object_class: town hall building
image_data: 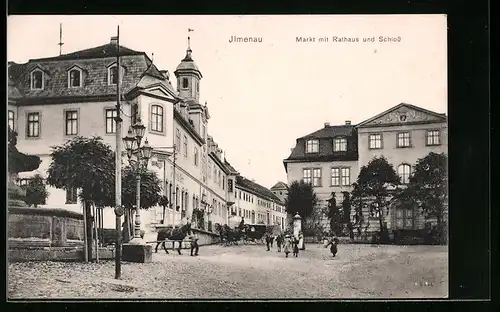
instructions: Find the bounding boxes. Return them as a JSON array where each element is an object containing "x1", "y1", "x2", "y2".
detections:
[{"x1": 8, "y1": 36, "x2": 286, "y2": 234}]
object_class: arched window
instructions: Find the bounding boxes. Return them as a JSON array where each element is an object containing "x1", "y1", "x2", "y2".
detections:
[
  {"x1": 398, "y1": 164, "x2": 412, "y2": 184},
  {"x1": 150, "y1": 104, "x2": 163, "y2": 132},
  {"x1": 68, "y1": 68, "x2": 82, "y2": 88},
  {"x1": 108, "y1": 64, "x2": 123, "y2": 85},
  {"x1": 333, "y1": 137, "x2": 347, "y2": 152},
  {"x1": 31, "y1": 69, "x2": 44, "y2": 90},
  {"x1": 182, "y1": 78, "x2": 189, "y2": 89}
]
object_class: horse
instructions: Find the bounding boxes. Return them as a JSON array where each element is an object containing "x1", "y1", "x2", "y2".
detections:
[{"x1": 155, "y1": 222, "x2": 192, "y2": 255}]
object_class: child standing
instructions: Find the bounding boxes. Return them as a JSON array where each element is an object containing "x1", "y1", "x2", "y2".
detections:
[{"x1": 326, "y1": 237, "x2": 339, "y2": 257}]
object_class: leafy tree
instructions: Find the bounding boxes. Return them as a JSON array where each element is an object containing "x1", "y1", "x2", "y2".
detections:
[
  {"x1": 355, "y1": 156, "x2": 400, "y2": 238},
  {"x1": 159, "y1": 195, "x2": 169, "y2": 224},
  {"x1": 325, "y1": 192, "x2": 341, "y2": 235},
  {"x1": 24, "y1": 174, "x2": 49, "y2": 208},
  {"x1": 400, "y1": 152, "x2": 448, "y2": 243},
  {"x1": 46, "y1": 136, "x2": 116, "y2": 261},
  {"x1": 285, "y1": 180, "x2": 318, "y2": 220}
]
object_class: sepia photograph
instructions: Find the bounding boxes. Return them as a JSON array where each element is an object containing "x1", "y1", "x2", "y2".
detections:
[{"x1": 7, "y1": 14, "x2": 448, "y2": 299}]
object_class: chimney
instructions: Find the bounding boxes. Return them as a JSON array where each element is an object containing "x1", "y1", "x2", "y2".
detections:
[
  {"x1": 345, "y1": 120, "x2": 351, "y2": 125},
  {"x1": 324, "y1": 122, "x2": 330, "y2": 128},
  {"x1": 110, "y1": 36, "x2": 118, "y2": 45},
  {"x1": 160, "y1": 70, "x2": 170, "y2": 81}
]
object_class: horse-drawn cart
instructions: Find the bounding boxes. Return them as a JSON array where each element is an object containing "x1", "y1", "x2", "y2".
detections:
[{"x1": 242, "y1": 224, "x2": 268, "y2": 244}]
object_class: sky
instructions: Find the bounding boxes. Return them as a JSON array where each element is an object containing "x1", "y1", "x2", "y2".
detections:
[{"x1": 7, "y1": 15, "x2": 447, "y2": 189}]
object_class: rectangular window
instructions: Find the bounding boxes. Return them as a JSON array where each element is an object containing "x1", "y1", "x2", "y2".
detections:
[
  {"x1": 27, "y1": 112, "x2": 40, "y2": 138},
  {"x1": 65, "y1": 110, "x2": 78, "y2": 135},
  {"x1": 69, "y1": 69, "x2": 81, "y2": 88},
  {"x1": 397, "y1": 132, "x2": 411, "y2": 148},
  {"x1": 66, "y1": 187, "x2": 78, "y2": 204},
  {"x1": 131, "y1": 104, "x2": 138, "y2": 124},
  {"x1": 109, "y1": 66, "x2": 118, "y2": 85},
  {"x1": 312, "y1": 168, "x2": 322, "y2": 187},
  {"x1": 222, "y1": 176, "x2": 226, "y2": 190},
  {"x1": 303, "y1": 168, "x2": 312, "y2": 184},
  {"x1": 396, "y1": 208, "x2": 414, "y2": 229},
  {"x1": 333, "y1": 138, "x2": 347, "y2": 152},
  {"x1": 426, "y1": 130, "x2": 440, "y2": 146},
  {"x1": 175, "y1": 129, "x2": 181, "y2": 152},
  {"x1": 183, "y1": 135, "x2": 188, "y2": 157},
  {"x1": 306, "y1": 139, "x2": 319, "y2": 153},
  {"x1": 8, "y1": 110, "x2": 15, "y2": 131},
  {"x1": 105, "y1": 109, "x2": 117, "y2": 134},
  {"x1": 150, "y1": 105, "x2": 164, "y2": 132},
  {"x1": 331, "y1": 168, "x2": 340, "y2": 186},
  {"x1": 341, "y1": 168, "x2": 350, "y2": 186},
  {"x1": 369, "y1": 134, "x2": 382, "y2": 149},
  {"x1": 194, "y1": 147, "x2": 199, "y2": 166},
  {"x1": 31, "y1": 70, "x2": 43, "y2": 90}
]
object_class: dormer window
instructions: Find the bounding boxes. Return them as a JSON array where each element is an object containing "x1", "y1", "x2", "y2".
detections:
[
  {"x1": 31, "y1": 69, "x2": 44, "y2": 90},
  {"x1": 306, "y1": 139, "x2": 319, "y2": 153},
  {"x1": 182, "y1": 78, "x2": 189, "y2": 89},
  {"x1": 68, "y1": 67, "x2": 82, "y2": 88},
  {"x1": 108, "y1": 65, "x2": 118, "y2": 85},
  {"x1": 107, "y1": 63, "x2": 124, "y2": 85},
  {"x1": 333, "y1": 137, "x2": 347, "y2": 152}
]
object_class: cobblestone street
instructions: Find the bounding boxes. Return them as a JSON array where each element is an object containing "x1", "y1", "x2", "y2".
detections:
[{"x1": 8, "y1": 243, "x2": 448, "y2": 299}]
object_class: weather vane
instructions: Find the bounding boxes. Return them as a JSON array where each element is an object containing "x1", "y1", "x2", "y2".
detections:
[{"x1": 58, "y1": 23, "x2": 64, "y2": 56}]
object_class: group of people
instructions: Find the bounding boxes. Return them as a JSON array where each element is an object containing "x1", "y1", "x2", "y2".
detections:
[
  {"x1": 265, "y1": 232, "x2": 303, "y2": 258},
  {"x1": 265, "y1": 232, "x2": 340, "y2": 259}
]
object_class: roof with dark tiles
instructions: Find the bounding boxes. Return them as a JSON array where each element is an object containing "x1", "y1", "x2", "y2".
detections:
[
  {"x1": 29, "y1": 43, "x2": 143, "y2": 62},
  {"x1": 284, "y1": 124, "x2": 359, "y2": 170},
  {"x1": 271, "y1": 181, "x2": 288, "y2": 190},
  {"x1": 8, "y1": 43, "x2": 176, "y2": 103},
  {"x1": 235, "y1": 175, "x2": 284, "y2": 204}
]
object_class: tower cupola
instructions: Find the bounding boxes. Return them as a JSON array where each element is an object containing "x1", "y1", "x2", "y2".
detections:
[{"x1": 174, "y1": 36, "x2": 202, "y2": 102}]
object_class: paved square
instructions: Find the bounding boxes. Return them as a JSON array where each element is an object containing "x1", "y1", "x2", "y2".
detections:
[{"x1": 8, "y1": 243, "x2": 448, "y2": 299}]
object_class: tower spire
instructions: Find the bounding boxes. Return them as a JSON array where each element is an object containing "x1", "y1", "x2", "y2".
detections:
[
  {"x1": 58, "y1": 23, "x2": 64, "y2": 56},
  {"x1": 185, "y1": 28, "x2": 194, "y2": 60}
]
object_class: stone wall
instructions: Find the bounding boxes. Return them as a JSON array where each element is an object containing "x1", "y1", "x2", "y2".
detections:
[{"x1": 8, "y1": 207, "x2": 86, "y2": 261}]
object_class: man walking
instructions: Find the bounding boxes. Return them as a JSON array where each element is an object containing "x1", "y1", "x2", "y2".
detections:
[{"x1": 189, "y1": 231, "x2": 199, "y2": 256}]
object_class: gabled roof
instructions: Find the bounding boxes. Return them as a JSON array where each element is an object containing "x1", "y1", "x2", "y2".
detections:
[
  {"x1": 271, "y1": 181, "x2": 288, "y2": 190},
  {"x1": 29, "y1": 43, "x2": 143, "y2": 62},
  {"x1": 300, "y1": 124, "x2": 356, "y2": 139},
  {"x1": 356, "y1": 103, "x2": 447, "y2": 128},
  {"x1": 224, "y1": 160, "x2": 239, "y2": 175},
  {"x1": 284, "y1": 124, "x2": 358, "y2": 165},
  {"x1": 235, "y1": 176, "x2": 284, "y2": 204},
  {"x1": 8, "y1": 42, "x2": 172, "y2": 104}
]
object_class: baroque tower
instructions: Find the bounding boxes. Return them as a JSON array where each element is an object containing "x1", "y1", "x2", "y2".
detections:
[{"x1": 174, "y1": 36, "x2": 202, "y2": 103}]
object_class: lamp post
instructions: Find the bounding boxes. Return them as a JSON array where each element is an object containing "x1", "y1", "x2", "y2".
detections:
[
  {"x1": 122, "y1": 120, "x2": 153, "y2": 243},
  {"x1": 121, "y1": 120, "x2": 154, "y2": 263}
]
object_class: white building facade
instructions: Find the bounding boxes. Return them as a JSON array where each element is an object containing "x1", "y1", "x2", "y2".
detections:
[
  {"x1": 8, "y1": 37, "x2": 284, "y2": 235},
  {"x1": 283, "y1": 103, "x2": 448, "y2": 232}
]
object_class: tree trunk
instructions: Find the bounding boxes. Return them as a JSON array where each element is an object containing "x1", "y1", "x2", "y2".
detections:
[
  {"x1": 84, "y1": 201, "x2": 93, "y2": 262},
  {"x1": 436, "y1": 213, "x2": 444, "y2": 244},
  {"x1": 162, "y1": 206, "x2": 166, "y2": 224}
]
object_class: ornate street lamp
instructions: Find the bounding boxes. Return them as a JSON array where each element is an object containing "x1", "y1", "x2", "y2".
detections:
[
  {"x1": 132, "y1": 120, "x2": 146, "y2": 144},
  {"x1": 123, "y1": 119, "x2": 150, "y2": 245}
]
